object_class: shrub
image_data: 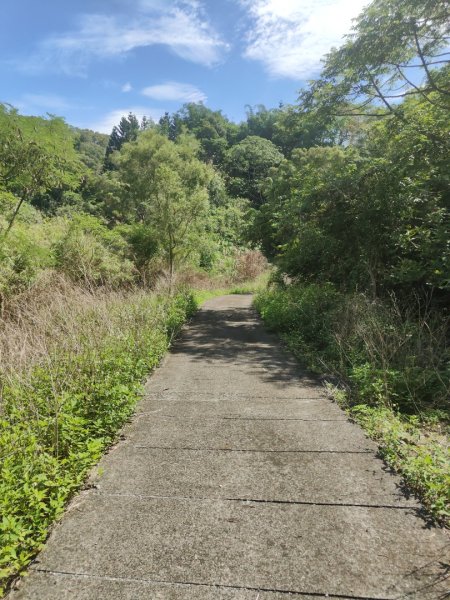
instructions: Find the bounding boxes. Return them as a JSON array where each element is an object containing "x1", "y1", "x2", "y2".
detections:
[
  {"x1": 255, "y1": 280, "x2": 449, "y2": 523},
  {"x1": 255, "y1": 282, "x2": 343, "y2": 368},
  {"x1": 351, "y1": 405, "x2": 449, "y2": 523},
  {"x1": 256, "y1": 281, "x2": 449, "y2": 412},
  {"x1": 53, "y1": 214, "x2": 134, "y2": 287}
]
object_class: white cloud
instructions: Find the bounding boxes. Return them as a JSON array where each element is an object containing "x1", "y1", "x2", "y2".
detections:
[
  {"x1": 142, "y1": 81, "x2": 206, "y2": 103},
  {"x1": 122, "y1": 82, "x2": 133, "y2": 92},
  {"x1": 22, "y1": 3, "x2": 227, "y2": 75},
  {"x1": 239, "y1": 0, "x2": 369, "y2": 79},
  {"x1": 91, "y1": 106, "x2": 164, "y2": 134}
]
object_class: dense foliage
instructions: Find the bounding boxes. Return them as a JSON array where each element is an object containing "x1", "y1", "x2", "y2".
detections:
[
  {"x1": 251, "y1": 0, "x2": 449, "y2": 523},
  {"x1": 0, "y1": 104, "x2": 263, "y2": 303}
]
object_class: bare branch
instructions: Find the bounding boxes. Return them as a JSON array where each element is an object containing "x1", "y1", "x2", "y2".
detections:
[
  {"x1": 387, "y1": 60, "x2": 450, "y2": 68},
  {"x1": 330, "y1": 111, "x2": 392, "y2": 117}
]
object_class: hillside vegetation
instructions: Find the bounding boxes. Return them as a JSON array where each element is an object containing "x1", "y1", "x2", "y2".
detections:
[
  {"x1": 0, "y1": 0, "x2": 449, "y2": 590},
  {"x1": 253, "y1": 0, "x2": 449, "y2": 523}
]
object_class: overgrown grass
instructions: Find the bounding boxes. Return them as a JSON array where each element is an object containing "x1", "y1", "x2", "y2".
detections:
[
  {"x1": 0, "y1": 275, "x2": 197, "y2": 593},
  {"x1": 255, "y1": 282, "x2": 449, "y2": 525}
]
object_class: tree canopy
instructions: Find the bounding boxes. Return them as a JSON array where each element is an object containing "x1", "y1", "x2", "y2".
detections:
[{"x1": 115, "y1": 131, "x2": 213, "y2": 279}]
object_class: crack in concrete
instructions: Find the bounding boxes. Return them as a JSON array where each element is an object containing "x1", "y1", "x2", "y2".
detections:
[
  {"x1": 91, "y1": 491, "x2": 417, "y2": 511},
  {"x1": 133, "y1": 445, "x2": 373, "y2": 454},
  {"x1": 148, "y1": 415, "x2": 348, "y2": 422},
  {"x1": 145, "y1": 391, "x2": 325, "y2": 400},
  {"x1": 31, "y1": 567, "x2": 393, "y2": 600}
]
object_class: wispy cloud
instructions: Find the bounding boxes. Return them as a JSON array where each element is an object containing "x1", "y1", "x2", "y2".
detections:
[
  {"x1": 142, "y1": 81, "x2": 206, "y2": 103},
  {"x1": 91, "y1": 106, "x2": 164, "y2": 134},
  {"x1": 14, "y1": 93, "x2": 77, "y2": 113},
  {"x1": 21, "y1": 2, "x2": 228, "y2": 75},
  {"x1": 122, "y1": 82, "x2": 133, "y2": 92},
  {"x1": 239, "y1": 0, "x2": 369, "y2": 79}
]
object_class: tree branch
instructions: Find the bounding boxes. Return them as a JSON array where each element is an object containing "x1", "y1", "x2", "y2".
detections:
[
  {"x1": 365, "y1": 71, "x2": 397, "y2": 115},
  {"x1": 394, "y1": 66, "x2": 448, "y2": 109},
  {"x1": 412, "y1": 24, "x2": 450, "y2": 97}
]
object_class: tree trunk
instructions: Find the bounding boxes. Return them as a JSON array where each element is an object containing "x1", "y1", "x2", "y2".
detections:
[
  {"x1": 168, "y1": 243, "x2": 174, "y2": 295},
  {"x1": 3, "y1": 193, "x2": 27, "y2": 237}
]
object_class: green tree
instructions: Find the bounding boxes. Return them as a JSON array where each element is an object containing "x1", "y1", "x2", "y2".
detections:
[
  {"x1": 104, "y1": 113, "x2": 141, "y2": 170},
  {"x1": 257, "y1": 82, "x2": 449, "y2": 302},
  {"x1": 224, "y1": 136, "x2": 284, "y2": 206},
  {"x1": 73, "y1": 128, "x2": 109, "y2": 172},
  {"x1": 158, "y1": 112, "x2": 178, "y2": 141},
  {"x1": 115, "y1": 131, "x2": 213, "y2": 281},
  {"x1": 305, "y1": 0, "x2": 450, "y2": 120},
  {"x1": 168, "y1": 103, "x2": 238, "y2": 165},
  {"x1": 239, "y1": 105, "x2": 282, "y2": 142},
  {"x1": 0, "y1": 104, "x2": 82, "y2": 234}
]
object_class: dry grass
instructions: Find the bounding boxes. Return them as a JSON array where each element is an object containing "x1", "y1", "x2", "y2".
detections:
[
  {"x1": 234, "y1": 250, "x2": 268, "y2": 282},
  {"x1": 0, "y1": 271, "x2": 165, "y2": 414},
  {"x1": 172, "y1": 250, "x2": 269, "y2": 291}
]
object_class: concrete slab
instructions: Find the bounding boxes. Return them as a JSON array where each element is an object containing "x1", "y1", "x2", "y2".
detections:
[
  {"x1": 147, "y1": 376, "x2": 325, "y2": 399},
  {"x1": 138, "y1": 393, "x2": 346, "y2": 420},
  {"x1": 129, "y1": 414, "x2": 376, "y2": 452},
  {"x1": 29, "y1": 495, "x2": 450, "y2": 600},
  {"x1": 91, "y1": 446, "x2": 417, "y2": 507},
  {"x1": 147, "y1": 297, "x2": 324, "y2": 398},
  {"x1": 10, "y1": 572, "x2": 328, "y2": 600}
]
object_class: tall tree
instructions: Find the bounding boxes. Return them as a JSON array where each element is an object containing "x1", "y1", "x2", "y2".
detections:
[
  {"x1": 224, "y1": 136, "x2": 284, "y2": 206},
  {"x1": 240, "y1": 105, "x2": 282, "y2": 142},
  {"x1": 169, "y1": 103, "x2": 238, "y2": 165},
  {"x1": 73, "y1": 128, "x2": 109, "y2": 172},
  {"x1": 0, "y1": 104, "x2": 82, "y2": 234},
  {"x1": 104, "y1": 113, "x2": 141, "y2": 170},
  {"x1": 158, "y1": 112, "x2": 178, "y2": 141},
  {"x1": 115, "y1": 131, "x2": 213, "y2": 281},
  {"x1": 304, "y1": 0, "x2": 450, "y2": 119}
]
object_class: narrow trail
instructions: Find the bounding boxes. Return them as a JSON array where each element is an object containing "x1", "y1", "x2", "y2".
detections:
[{"x1": 10, "y1": 295, "x2": 449, "y2": 599}]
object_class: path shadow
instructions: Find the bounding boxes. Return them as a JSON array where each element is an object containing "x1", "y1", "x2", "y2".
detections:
[{"x1": 170, "y1": 305, "x2": 318, "y2": 388}]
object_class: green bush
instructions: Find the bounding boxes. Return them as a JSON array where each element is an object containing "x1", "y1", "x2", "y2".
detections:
[
  {"x1": 255, "y1": 280, "x2": 449, "y2": 523},
  {"x1": 255, "y1": 282, "x2": 342, "y2": 368},
  {"x1": 0, "y1": 194, "x2": 49, "y2": 301},
  {"x1": 0, "y1": 289, "x2": 197, "y2": 592},
  {"x1": 53, "y1": 214, "x2": 135, "y2": 287},
  {"x1": 256, "y1": 281, "x2": 449, "y2": 411},
  {"x1": 351, "y1": 405, "x2": 449, "y2": 523}
]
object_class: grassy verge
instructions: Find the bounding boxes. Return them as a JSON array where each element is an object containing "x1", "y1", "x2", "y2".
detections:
[
  {"x1": 328, "y1": 390, "x2": 449, "y2": 522},
  {"x1": 0, "y1": 279, "x2": 197, "y2": 593},
  {"x1": 255, "y1": 284, "x2": 449, "y2": 526}
]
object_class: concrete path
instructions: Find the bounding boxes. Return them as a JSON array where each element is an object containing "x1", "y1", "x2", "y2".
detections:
[{"x1": 10, "y1": 295, "x2": 449, "y2": 599}]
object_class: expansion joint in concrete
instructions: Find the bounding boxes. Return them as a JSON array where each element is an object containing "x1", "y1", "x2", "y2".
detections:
[
  {"x1": 133, "y1": 445, "x2": 373, "y2": 454},
  {"x1": 156, "y1": 415, "x2": 348, "y2": 422},
  {"x1": 31, "y1": 568, "x2": 393, "y2": 600},
  {"x1": 93, "y1": 491, "x2": 417, "y2": 511}
]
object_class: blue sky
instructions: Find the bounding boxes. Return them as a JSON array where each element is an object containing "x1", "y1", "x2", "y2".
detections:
[{"x1": 1, "y1": 0, "x2": 369, "y2": 133}]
